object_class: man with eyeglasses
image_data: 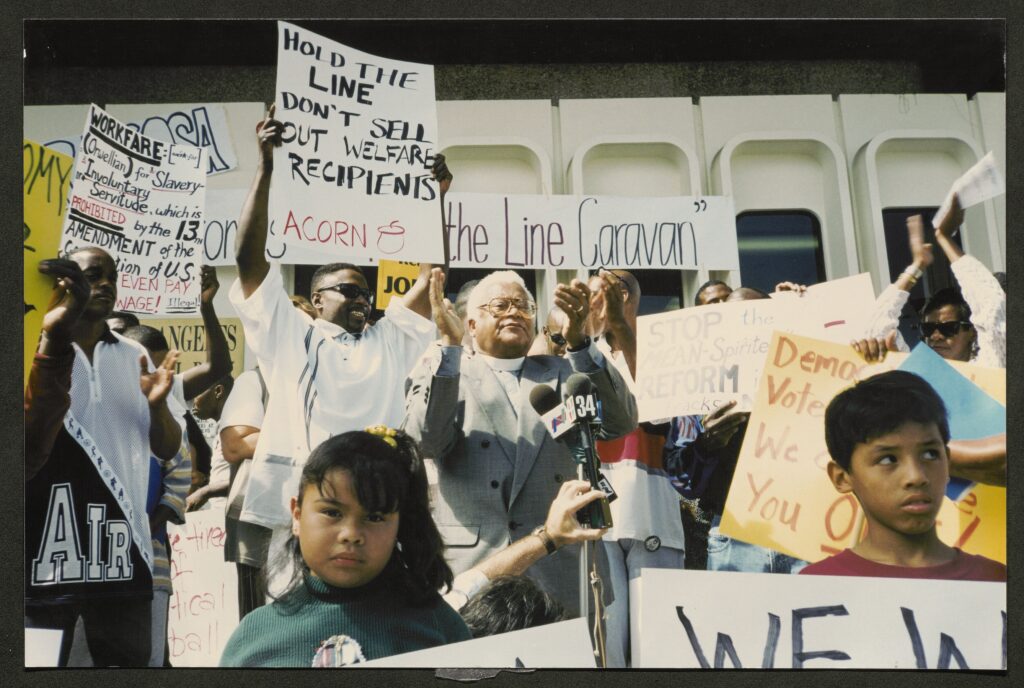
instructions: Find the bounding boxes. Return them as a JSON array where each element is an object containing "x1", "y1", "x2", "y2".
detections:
[
  {"x1": 405, "y1": 269, "x2": 638, "y2": 619},
  {"x1": 226, "y1": 107, "x2": 447, "y2": 594}
]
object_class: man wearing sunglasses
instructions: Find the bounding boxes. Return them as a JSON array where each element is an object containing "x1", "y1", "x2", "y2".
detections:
[
  {"x1": 405, "y1": 269, "x2": 638, "y2": 621},
  {"x1": 225, "y1": 107, "x2": 448, "y2": 588}
]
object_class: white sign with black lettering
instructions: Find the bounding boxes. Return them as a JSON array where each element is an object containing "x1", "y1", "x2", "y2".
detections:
[
  {"x1": 272, "y1": 21, "x2": 443, "y2": 263},
  {"x1": 631, "y1": 569, "x2": 1006, "y2": 669},
  {"x1": 359, "y1": 617, "x2": 596, "y2": 668},
  {"x1": 444, "y1": 192, "x2": 738, "y2": 270},
  {"x1": 634, "y1": 298, "x2": 790, "y2": 420}
]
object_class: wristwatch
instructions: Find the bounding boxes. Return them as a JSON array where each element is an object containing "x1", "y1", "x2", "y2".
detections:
[
  {"x1": 566, "y1": 335, "x2": 592, "y2": 353},
  {"x1": 532, "y1": 525, "x2": 558, "y2": 555}
]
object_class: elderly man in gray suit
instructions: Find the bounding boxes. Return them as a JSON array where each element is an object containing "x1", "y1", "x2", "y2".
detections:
[{"x1": 404, "y1": 268, "x2": 638, "y2": 617}]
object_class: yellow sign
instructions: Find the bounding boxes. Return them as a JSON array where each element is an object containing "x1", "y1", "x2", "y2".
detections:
[
  {"x1": 142, "y1": 317, "x2": 246, "y2": 378},
  {"x1": 375, "y1": 259, "x2": 419, "y2": 310},
  {"x1": 24, "y1": 140, "x2": 75, "y2": 383},
  {"x1": 719, "y1": 332, "x2": 1005, "y2": 564}
]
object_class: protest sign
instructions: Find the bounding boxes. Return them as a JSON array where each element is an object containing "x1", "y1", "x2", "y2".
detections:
[
  {"x1": 719, "y1": 333, "x2": 1005, "y2": 564},
  {"x1": 143, "y1": 317, "x2": 245, "y2": 376},
  {"x1": 360, "y1": 617, "x2": 596, "y2": 668},
  {"x1": 445, "y1": 191, "x2": 739, "y2": 270},
  {"x1": 898, "y1": 344, "x2": 1005, "y2": 500},
  {"x1": 60, "y1": 104, "x2": 207, "y2": 316},
  {"x1": 24, "y1": 139, "x2": 74, "y2": 383},
  {"x1": 631, "y1": 569, "x2": 1005, "y2": 669},
  {"x1": 771, "y1": 273, "x2": 876, "y2": 344},
  {"x1": 634, "y1": 297, "x2": 787, "y2": 421},
  {"x1": 107, "y1": 103, "x2": 239, "y2": 176},
  {"x1": 167, "y1": 503, "x2": 239, "y2": 667},
  {"x1": 375, "y1": 259, "x2": 420, "y2": 309},
  {"x1": 271, "y1": 21, "x2": 443, "y2": 263},
  {"x1": 200, "y1": 188, "x2": 329, "y2": 265},
  {"x1": 25, "y1": 628, "x2": 63, "y2": 667},
  {"x1": 933, "y1": 151, "x2": 1005, "y2": 231}
]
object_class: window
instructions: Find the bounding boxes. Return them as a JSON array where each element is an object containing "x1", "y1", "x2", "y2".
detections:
[
  {"x1": 881, "y1": 206, "x2": 963, "y2": 348},
  {"x1": 735, "y1": 211, "x2": 826, "y2": 293}
]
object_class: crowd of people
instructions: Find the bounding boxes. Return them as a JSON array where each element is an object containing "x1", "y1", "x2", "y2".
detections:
[{"x1": 24, "y1": 107, "x2": 1006, "y2": 668}]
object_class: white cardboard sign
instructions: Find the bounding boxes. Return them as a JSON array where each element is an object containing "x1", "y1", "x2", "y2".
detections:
[
  {"x1": 634, "y1": 297, "x2": 789, "y2": 420},
  {"x1": 631, "y1": 568, "x2": 1006, "y2": 670},
  {"x1": 60, "y1": 104, "x2": 207, "y2": 315},
  {"x1": 770, "y1": 273, "x2": 877, "y2": 344},
  {"x1": 201, "y1": 188, "x2": 340, "y2": 265},
  {"x1": 271, "y1": 21, "x2": 443, "y2": 263},
  {"x1": 359, "y1": 617, "x2": 596, "y2": 668},
  {"x1": 166, "y1": 503, "x2": 240, "y2": 667},
  {"x1": 445, "y1": 192, "x2": 739, "y2": 270}
]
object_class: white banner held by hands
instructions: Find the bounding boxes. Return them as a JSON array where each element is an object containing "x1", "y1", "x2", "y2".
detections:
[{"x1": 271, "y1": 21, "x2": 443, "y2": 263}]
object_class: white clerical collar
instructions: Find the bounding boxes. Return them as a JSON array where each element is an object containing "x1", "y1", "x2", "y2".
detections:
[{"x1": 477, "y1": 352, "x2": 525, "y2": 372}]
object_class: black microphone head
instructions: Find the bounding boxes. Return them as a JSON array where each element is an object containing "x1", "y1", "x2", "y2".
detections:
[
  {"x1": 529, "y1": 384, "x2": 562, "y2": 416},
  {"x1": 564, "y1": 373, "x2": 596, "y2": 398}
]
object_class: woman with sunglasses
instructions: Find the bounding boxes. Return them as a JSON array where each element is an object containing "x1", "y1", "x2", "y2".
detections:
[{"x1": 862, "y1": 195, "x2": 1005, "y2": 368}]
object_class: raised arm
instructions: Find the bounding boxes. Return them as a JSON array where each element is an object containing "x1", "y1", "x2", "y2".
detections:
[
  {"x1": 401, "y1": 154, "x2": 453, "y2": 319},
  {"x1": 596, "y1": 270, "x2": 637, "y2": 379},
  {"x1": 26, "y1": 258, "x2": 91, "y2": 478},
  {"x1": 141, "y1": 351, "x2": 184, "y2": 461},
  {"x1": 403, "y1": 269, "x2": 463, "y2": 459},
  {"x1": 182, "y1": 265, "x2": 233, "y2": 400},
  {"x1": 236, "y1": 104, "x2": 281, "y2": 297},
  {"x1": 863, "y1": 215, "x2": 932, "y2": 347}
]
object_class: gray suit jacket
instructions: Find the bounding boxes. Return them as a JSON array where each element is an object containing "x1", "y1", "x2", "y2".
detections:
[{"x1": 403, "y1": 348, "x2": 638, "y2": 616}]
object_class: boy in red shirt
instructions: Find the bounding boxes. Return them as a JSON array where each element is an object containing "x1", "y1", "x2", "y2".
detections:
[{"x1": 801, "y1": 370, "x2": 1004, "y2": 581}]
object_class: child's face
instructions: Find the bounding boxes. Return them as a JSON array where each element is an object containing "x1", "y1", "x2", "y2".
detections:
[
  {"x1": 828, "y1": 421, "x2": 949, "y2": 539},
  {"x1": 291, "y1": 468, "x2": 399, "y2": 589}
]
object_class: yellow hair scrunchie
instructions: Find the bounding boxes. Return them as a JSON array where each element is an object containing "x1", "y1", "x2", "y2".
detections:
[{"x1": 364, "y1": 424, "x2": 398, "y2": 449}]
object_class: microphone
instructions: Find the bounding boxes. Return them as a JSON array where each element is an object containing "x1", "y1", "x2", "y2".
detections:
[{"x1": 562, "y1": 374, "x2": 613, "y2": 529}]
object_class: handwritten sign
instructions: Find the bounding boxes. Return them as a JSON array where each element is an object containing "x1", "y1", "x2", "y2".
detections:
[
  {"x1": 24, "y1": 140, "x2": 74, "y2": 383},
  {"x1": 933, "y1": 151, "x2": 1005, "y2": 230},
  {"x1": 771, "y1": 273, "x2": 876, "y2": 344},
  {"x1": 634, "y1": 298, "x2": 787, "y2": 421},
  {"x1": 118, "y1": 103, "x2": 238, "y2": 176},
  {"x1": 271, "y1": 21, "x2": 443, "y2": 263},
  {"x1": 200, "y1": 188, "x2": 328, "y2": 265},
  {"x1": 59, "y1": 104, "x2": 207, "y2": 315},
  {"x1": 444, "y1": 192, "x2": 738, "y2": 270},
  {"x1": 360, "y1": 618, "x2": 596, "y2": 668},
  {"x1": 166, "y1": 504, "x2": 239, "y2": 667},
  {"x1": 143, "y1": 317, "x2": 245, "y2": 377},
  {"x1": 631, "y1": 569, "x2": 1005, "y2": 669},
  {"x1": 719, "y1": 333, "x2": 1006, "y2": 564},
  {"x1": 375, "y1": 259, "x2": 420, "y2": 309}
]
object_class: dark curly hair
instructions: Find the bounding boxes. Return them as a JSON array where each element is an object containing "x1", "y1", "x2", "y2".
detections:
[{"x1": 271, "y1": 429, "x2": 452, "y2": 607}]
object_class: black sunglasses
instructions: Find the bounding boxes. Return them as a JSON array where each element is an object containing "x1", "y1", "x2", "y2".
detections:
[
  {"x1": 316, "y1": 282, "x2": 374, "y2": 303},
  {"x1": 919, "y1": 320, "x2": 972, "y2": 338},
  {"x1": 545, "y1": 329, "x2": 567, "y2": 347}
]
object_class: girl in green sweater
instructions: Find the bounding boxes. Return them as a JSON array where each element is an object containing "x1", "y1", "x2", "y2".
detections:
[{"x1": 220, "y1": 427, "x2": 471, "y2": 667}]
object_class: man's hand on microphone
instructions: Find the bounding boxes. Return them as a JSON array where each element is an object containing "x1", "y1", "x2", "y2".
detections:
[{"x1": 544, "y1": 479, "x2": 609, "y2": 549}]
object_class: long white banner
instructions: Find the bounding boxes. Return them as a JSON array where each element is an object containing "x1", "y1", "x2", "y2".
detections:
[
  {"x1": 445, "y1": 192, "x2": 738, "y2": 270},
  {"x1": 631, "y1": 569, "x2": 1006, "y2": 669}
]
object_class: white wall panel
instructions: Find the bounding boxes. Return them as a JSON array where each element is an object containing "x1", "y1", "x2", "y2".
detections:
[{"x1": 701, "y1": 95, "x2": 856, "y2": 289}]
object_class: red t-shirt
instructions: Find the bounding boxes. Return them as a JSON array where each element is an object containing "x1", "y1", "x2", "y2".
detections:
[{"x1": 800, "y1": 548, "x2": 1005, "y2": 582}]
